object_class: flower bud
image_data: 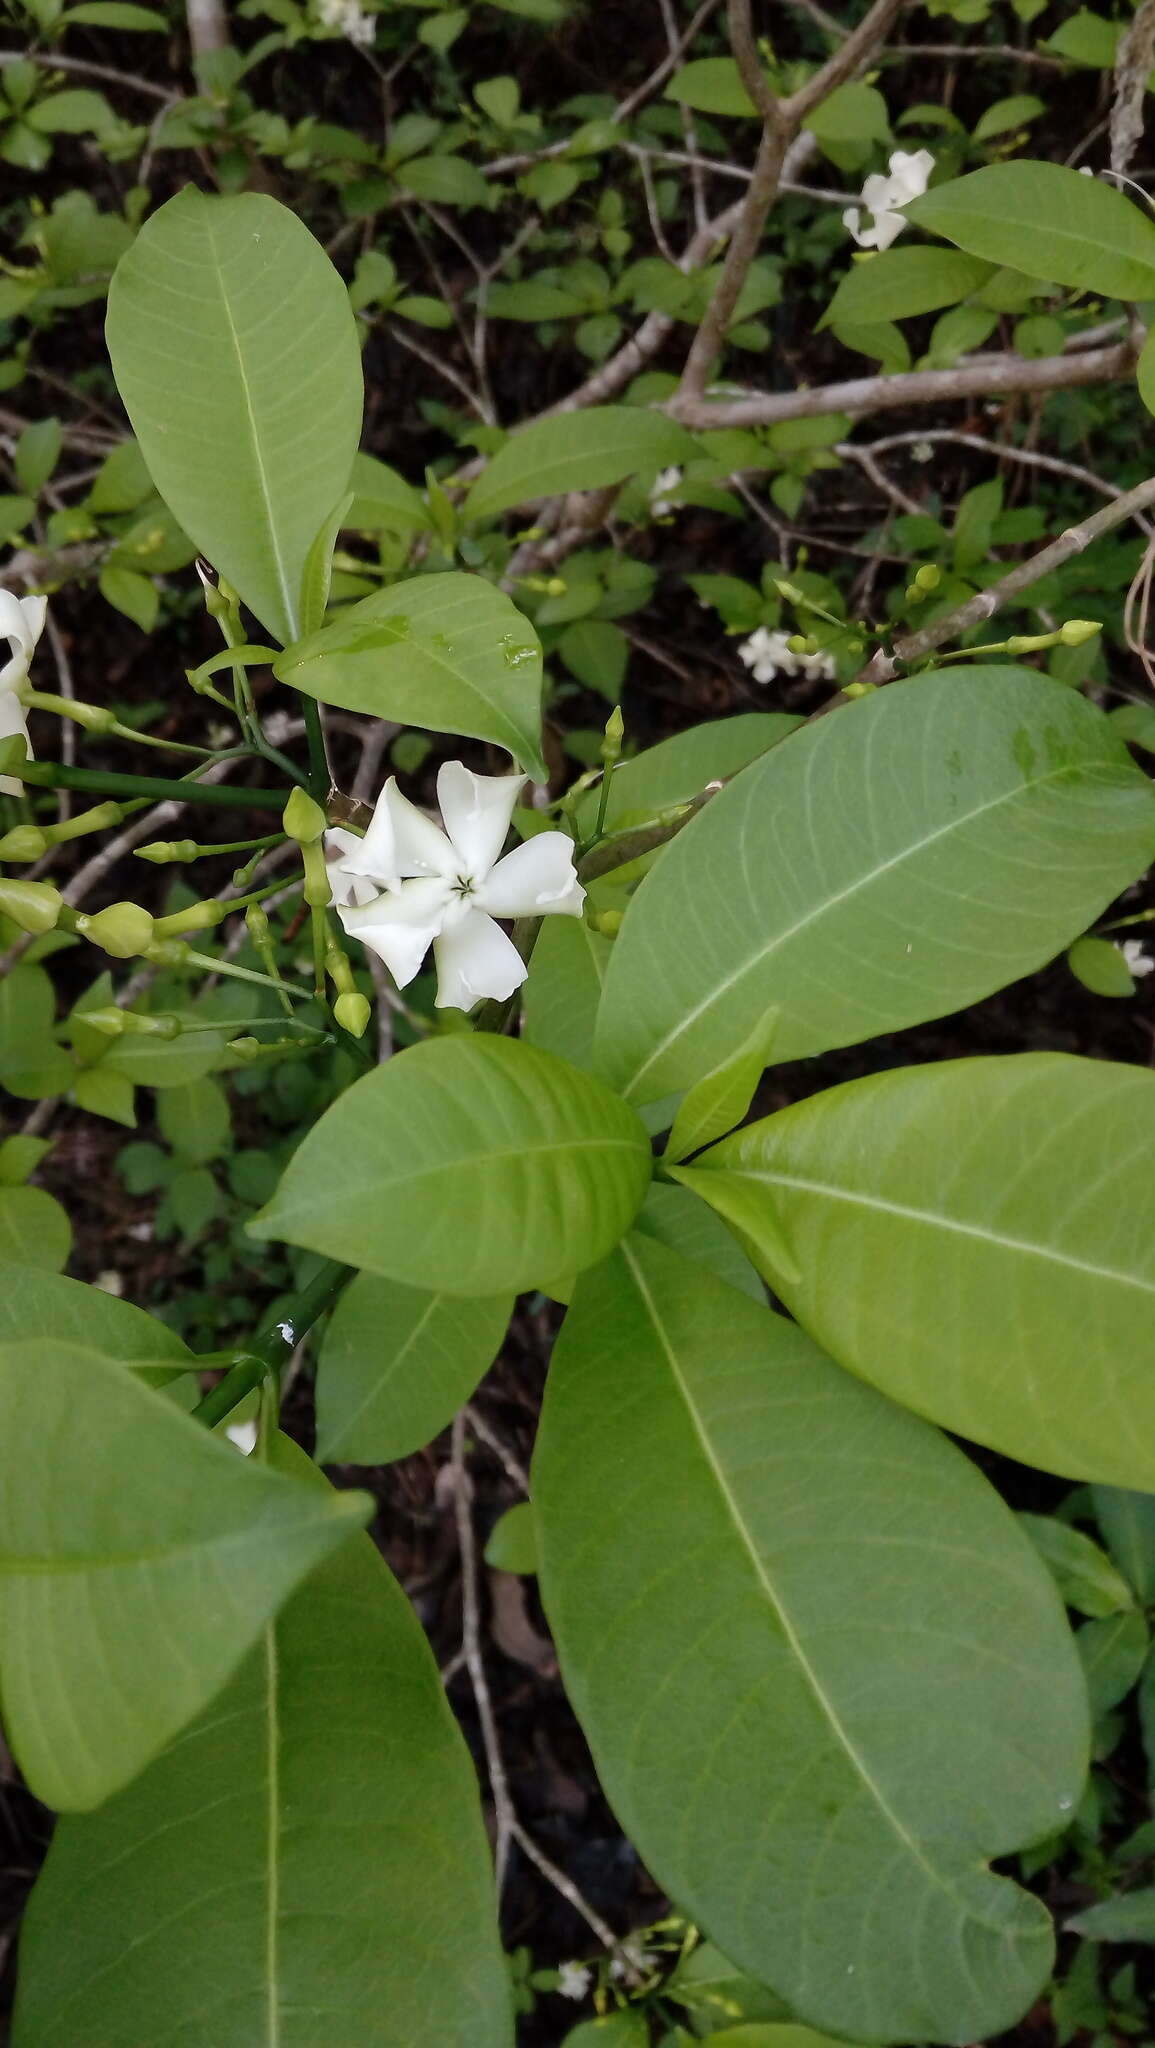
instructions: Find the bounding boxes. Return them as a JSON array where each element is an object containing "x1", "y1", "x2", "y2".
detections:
[
  {"x1": 600, "y1": 705, "x2": 625, "y2": 769},
  {"x1": 136, "y1": 839, "x2": 198, "y2": 865},
  {"x1": 283, "y1": 787, "x2": 327, "y2": 845},
  {"x1": 914, "y1": 564, "x2": 941, "y2": 592},
  {"x1": 144, "y1": 937, "x2": 191, "y2": 966},
  {"x1": 334, "y1": 991, "x2": 371, "y2": 1037},
  {"x1": 773, "y1": 578, "x2": 805, "y2": 604},
  {"x1": 301, "y1": 839, "x2": 333, "y2": 908},
  {"x1": 153, "y1": 899, "x2": 226, "y2": 938},
  {"x1": 325, "y1": 940, "x2": 355, "y2": 995},
  {"x1": 545, "y1": 578, "x2": 566, "y2": 597},
  {"x1": 228, "y1": 1035, "x2": 262, "y2": 1062},
  {"x1": 77, "y1": 902, "x2": 155, "y2": 958},
  {"x1": 1060, "y1": 618, "x2": 1101, "y2": 647},
  {"x1": 245, "y1": 900, "x2": 270, "y2": 945},
  {"x1": 81, "y1": 1008, "x2": 180, "y2": 1040},
  {"x1": 0, "y1": 876, "x2": 62, "y2": 933},
  {"x1": 0, "y1": 825, "x2": 49, "y2": 861},
  {"x1": 590, "y1": 908, "x2": 624, "y2": 937}
]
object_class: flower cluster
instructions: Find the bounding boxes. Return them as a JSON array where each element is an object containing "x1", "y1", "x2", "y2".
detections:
[
  {"x1": 843, "y1": 149, "x2": 935, "y2": 252},
  {"x1": 316, "y1": 0, "x2": 376, "y2": 46},
  {"x1": 327, "y1": 761, "x2": 585, "y2": 1010},
  {"x1": 737, "y1": 625, "x2": 836, "y2": 685},
  {"x1": 0, "y1": 590, "x2": 47, "y2": 796}
]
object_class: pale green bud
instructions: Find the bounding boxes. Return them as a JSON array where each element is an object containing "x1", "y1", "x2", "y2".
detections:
[
  {"x1": 0, "y1": 825, "x2": 49, "y2": 861},
  {"x1": 0, "y1": 876, "x2": 62, "y2": 934},
  {"x1": 80, "y1": 1008, "x2": 177, "y2": 1040},
  {"x1": 773, "y1": 579, "x2": 805, "y2": 604},
  {"x1": 228, "y1": 1035, "x2": 262, "y2": 1062},
  {"x1": 153, "y1": 899, "x2": 225, "y2": 938},
  {"x1": 334, "y1": 991, "x2": 371, "y2": 1037},
  {"x1": 77, "y1": 902, "x2": 155, "y2": 958},
  {"x1": 245, "y1": 900, "x2": 271, "y2": 945},
  {"x1": 136, "y1": 839, "x2": 198, "y2": 865},
  {"x1": 1060, "y1": 618, "x2": 1101, "y2": 647},
  {"x1": 302, "y1": 839, "x2": 332, "y2": 908},
  {"x1": 590, "y1": 908, "x2": 624, "y2": 937},
  {"x1": 283, "y1": 787, "x2": 327, "y2": 845},
  {"x1": 914, "y1": 564, "x2": 941, "y2": 592}
]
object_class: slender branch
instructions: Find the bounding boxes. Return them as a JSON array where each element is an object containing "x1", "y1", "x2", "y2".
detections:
[
  {"x1": 839, "y1": 442, "x2": 922, "y2": 519},
  {"x1": 11, "y1": 760, "x2": 287, "y2": 810},
  {"x1": 852, "y1": 430, "x2": 1150, "y2": 521},
  {"x1": 0, "y1": 49, "x2": 177, "y2": 102},
  {"x1": 860, "y1": 472, "x2": 1155, "y2": 680}
]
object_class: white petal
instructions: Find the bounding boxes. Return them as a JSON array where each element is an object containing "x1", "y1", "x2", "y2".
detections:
[
  {"x1": 437, "y1": 760, "x2": 525, "y2": 878},
  {"x1": 859, "y1": 172, "x2": 895, "y2": 213},
  {"x1": 0, "y1": 687, "x2": 29, "y2": 796},
  {"x1": 478, "y1": 833, "x2": 585, "y2": 919},
  {"x1": 324, "y1": 827, "x2": 381, "y2": 908},
  {"x1": 870, "y1": 209, "x2": 907, "y2": 251},
  {"x1": 842, "y1": 206, "x2": 866, "y2": 245},
  {"x1": 380, "y1": 776, "x2": 455, "y2": 878},
  {"x1": 339, "y1": 876, "x2": 451, "y2": 987},
  {"x1": 0, "y1": 588, "x2": 43, "y2": 661},
  {"x1": 433, "y1": 907, "x2": 527, "y2": 1009}
]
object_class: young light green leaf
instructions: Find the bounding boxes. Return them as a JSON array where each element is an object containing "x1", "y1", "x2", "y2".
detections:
[
  {"x1": 1017, "y1": 1514, "x2": 1136, "y2": 1619},
  {"x1": 274, "y1": 571, "x2": 546, "y2": 779},
  {"x1": 634, "y1": 1181, "x2": 764, "y2": 1302},
  {"x1": 463, "y1": 406, "x2": 700, "y2": 524},
  {"x1": 484, "y1": 1500, "x2": 538, "y2": 1574},
  {"x1": 904, "y1": 162, "x2": 1155, "y2": 301},
  {"x1": 316, "y1": 1273, "x2": 512, "y2": 1462},
  {"x1": 665, "y1": 1009, "x2": 777, "y2": 1163},
  {"x1": 106, "y1": 189, "x2": 363, "y2": 645},
  {"x1": 594, "y1": 668, "x2": 1155, "y2": 1105},
  {"x1": 0, "y1": 1265, "x2": 192, "y2": 1383},
  {"x1": 1138, "y1": 325, "x2": 1155, "y2": 422},
  {"x1": 251, "y1": 1035, "x2": 652, "y2": 1296},
  {"x1": 695, "y1": 1053, "x2": 1155, "y2": 1487},
  {"x1": 297, "y1": 489, "x2": 353, "y2": 638},
  {"x1": 14, "y1": 1434, "x2": 512, "y2": 2048},
  {"x1": 822, "y1": 247, "x2": 995, "y2": 329},
  {"x1": 533, "y1": 1236, "x2": 1087, "y2": 2044},
  {"x1": 0, "y1": 1341, "x2": 369, "y2": 1810}
]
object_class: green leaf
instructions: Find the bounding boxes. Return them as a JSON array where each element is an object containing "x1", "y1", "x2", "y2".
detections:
[
  {"x1": 666, "y1": 1010, "x2": 777, "y2": 1164},
  {"x1": 556, "y1": 617, "x2": 629, "y2": 697},
  {"x1": 823, "y1": 247, "x2": 995, "y2": 328},
  {"x1": 485, "y1": 279, "x2": 587, "y2": 321},
  {"x1": 1078, "y1": 1609, "x2": 1149, "y2": 1715},
  {"x1": 1068, "y1": 935, "x2": 1136, "y2": 997},
  {"x1": 251, "y1": 1035, "x2": 652, "y2": 1297},
  {"x1": 972, "y1": 94, "x2": 1045, "y2": 142},
  {"x1": 0, "y1": 963, "x2": 73, "y2": 1098},
  {"x1": 73, "y1": 1063, "x2": 136, "y2": 1127},
  {"x1": 0, "y1": 1264, "x2": 192, "y2": 1383},
  {"x1": 274, "y1": 571, "x2": 547, "y2": 780},
  {"x1": 316, "y1": 1273, "x2": 512, "y2": 1462},
  {"x1": 106, "y1": 189, "x2": 363, "y2": 646},
  {"x1": 1043, "y1": 8, "x2": 1121, "y2": 67},
  {"x1": 1091, "y1": 1485, "x2": 1155, "y2": 1605},
  {"x1": 533, "y1": 1237, "x2": 1087, "y2": 2044},
  {"x1": 574, "y1": 711, "x2": 801, "y2": 841},
  {"x1": 98, "y1": 560, "x2": 158, "y2": 632},
  {"x1": 14, "y1": 416, "x2": 61, "y2": 494},
  {"x1": 297, "y1": 489, "x2": 352, "y2": 637},
  {"x1": 157, "y1": 1075, "x2": 231, "y2": 1162},
  {"x1": 1067, "y1": 1890, "x2": 1155, "y2": 1943},
  {"x1": 61, "y1": 3, "x2": 169, "y2": 26},
  {"x1": 706, "y1": 2029, "x2": 865, "y2": 2048},
  {"x1": 593, "y1": 668, "x2": 1155, "y2": 1105},
  {"x1": 0, "y1": 1340, "x2": 370, "y2": 1809},
  {"x1": 664, "y1": 57, "x2": 758, "y2": 116},
  {"x1": 484, "y1": 1500, "x2": 538, "y2": 1573},
  {"x1": 691, "y1": 1053, "x2": 1155, "y2": 1487},
  {"x1": 397, "y1": 153, "x2": 491, "y2": 208},
  {"x1": 463, "y1": 407, "x2": 699, "y2": 524},
  {"x1": 13, "y1": 1434, "x2": 512, "y2": 2047},
  {"x1": 635, "y1": 1180, "x2": 763, "y2": 1302},
  {"x1": 345, "y1": 450, "x2": 432, "y2": 534},
  {"x1": 803, "y1": 82, "x2": 891, "y2": 150},
  {"x1": 26, "y1": 89, "x2": 113, "y2": 134},
  {"x1": 0, "y1": 1135, "x2": 50, "y2": 1185},
  {"x1": 1137, "y1": 327, "x2": 1155, "y2": 423},
  {"x1": 905, "y1": 162, "x2": 1155, "y2": 302},
  {"x1": 0, "y1": 1185, "x2": 70, "y2": 1271},
  {"x1": 524, "y1": 914, "x2": 613, "y2": 1072},
  {"x1": 1018, "y1": 1513, "x2": 1136, "y2": 1618}
]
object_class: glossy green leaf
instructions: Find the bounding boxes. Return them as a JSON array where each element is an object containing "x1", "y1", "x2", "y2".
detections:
[
  {"x1": 594, "y1": 668, "x2": 1155, "y2": 1105},
  {"x1": 1091, "y1": 1485, "x2": 1155, "y2": 1605},
  {"x1": 251, "y1": 1035, "x2": 652, "y2": 1297},
  {"x1": 1018, "y1": 1514, "x2": 1136, "y2": 1619},
  {"x1": 316, "y1": 1272, "x2": 512, "y2": 1462},
  {"x1": 14, "y1": 1435, "x2": 512, "y2": 2048},
  {"x1": 274, "y1": 571, "x2": 546, "y2": 780},
  {"x1": 106, "y1": 189, "x2": 363, "y2": 645},
  {"x1": 905, "y1": 162, "x2": 1155, "y2": 301},
  {"x1": 534, "y1": 1237, "x2": 1087, "y2": 2043},
  {"x1": 0, "y1": 1340, "x2": 369, "y2": 1809},
  {"x1": 693, "y1": 1053, "x2": 1155, "y2": 1487},
  {"x1": 0, "y1": 1264, "x2": 192, "y2": 1383},
  {"x1": 463, "y1": 407, "x2": 700, "y2": 524},
  {"x1": 822, "y1": 247, "x2": 995, "y2": 328},
  {"x1": 524, "y1": 914, "x2": 612, "y2": 1071},
  {"x1": 0, "y1": 1185, "x2": 70, "y2": 1271},
  {"x1": 666, "y1": 1010, "x2": 777, "y2": 1164},
  {"x1": 634, "y1": 1180, "x2": 763, "y2": 1302},
  {"x1": 484, "y1": 1500, "x2": 538, "y2": 1573}
]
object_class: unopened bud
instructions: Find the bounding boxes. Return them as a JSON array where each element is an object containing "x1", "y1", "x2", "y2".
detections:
[
  {"x1": 1060, "y1": 618, "x2": 1101, "y2": 647},
  {"x1": 843, "y1": 680, "x2": 876, "y2": 700},
  {"x1": 787, "y1": 634, "x2": 817, "y2": 656},
  {"x1": 144, "y1": 936, "x2": 191, "y2": 966},
  {"x1": 600, "y1": 705, "x2": 625, "y2": 768},
  {"x1": 590, "y1": 908, "x2": 624, "y2": 937},
  {"x1": 302, "y1": 839, "x2": 332, "y2": 908},
  {"x1": 545, "y1": 577, "x2": 566, "y2": 597},
  {"x1": 228, "y1": 1035, "x2": 262, "y2": 1062},
  {"x1": 0, "y1": 825, "x2": 49, "y2": 861},
  {"x1": 283, "y1": 787, "x2": 327, "y2": 845},
  {"x1": 81, "y1": 1006, "x2": 179, "y2": 1039},
  {"x1": 136, "y1": 839, "x2": 198, "y2": 865},
  {"x1": 773, "y1": 579, "x2": 805, "y2": 604},
  {"x1": 0, "y1": 876, "x2": 62, "y2": 934},
  {"x1": 334, "y1": 991, "x2": 371, "y2": 1037},
  {"x1": 914, "y1": 564, "x2": 941, "y2": 592},
  {"x1": 326, "y1": 941, "x2": 355, "y2": 995},
  {"x1": 77, "y1": 901, "x2": 155, "y2": 958},
  {"x1": 153, "y1": 898, "x2": 226, "y2": 938},
  {"x1": 80, "y1": 1006, "x2": 126, "y2": 1037},
  {"x1": 245, "y1": 900, "x2": 270, "y2": 945}
]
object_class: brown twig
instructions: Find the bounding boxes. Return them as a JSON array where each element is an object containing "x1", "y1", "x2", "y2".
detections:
[{"x1": 1111, "y1": 0, "x2": 1155, "y2": 176}]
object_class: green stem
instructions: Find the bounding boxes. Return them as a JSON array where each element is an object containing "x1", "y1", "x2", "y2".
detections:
[
  {"x1": 301, "y1": 697, "x2": 329, "y2": 800},
  {"x1": 190, "y1": 1259, "x2": 351, "y2": 1430},
  {"x1": 179, "y1": 947, "x2": 313, "y2": 1001},
  {"x1": 14, "y1": 760, "x2": 287, "y2": 811}
]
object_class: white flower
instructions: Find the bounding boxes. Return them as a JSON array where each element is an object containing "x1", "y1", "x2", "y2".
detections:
[
  {"x1": 737, "y1": 625, "x2": 836, "y2": 685},
  {"x1": 0, "y1": 589, "x2": 47, "y2": 796},
  {"x1": 327, "y1": 761, "x2": 585, "y2": 1011},
  {"x1": 843, "y1": 149, "x2": 935, "y2": 252},
  {"x1": 226, "y1": 1419, "x2": 258, "y2": 1455},
  {"x1": 911, "y1": 439, "x2": 934, "y2": 464},
  {"x1": 317, "y1": 0, "x2": 375, "y2": 44},
  {"x1": 650, "y1": 466, "x2": 682, "y2": 517},
  {"x1": 557, "y1": 1962, "x2": 592, "y2": 2002},
  {"x1": 1122, "y1": 939, "x2": 1154, "y2": 979}
]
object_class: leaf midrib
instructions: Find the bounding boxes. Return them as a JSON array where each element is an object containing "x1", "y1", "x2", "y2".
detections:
[
  {"x1": 622, "y1": 1239, "x2": 1013, "y2": 1931},
  {"x1": 207, "y1": 215, "x2": 297, "y2": 643}
]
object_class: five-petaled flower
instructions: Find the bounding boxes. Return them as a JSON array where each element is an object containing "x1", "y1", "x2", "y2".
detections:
[
  {"x1": 327, "y1": 760, "x2": 585, "y2": 1010},
  {"x1": 843, "y1": 149, "x2": 935, "y2": 252},
  {"x1": 737, "y1": 625, "x2": 836, "y2": 685},
  {"x1": 0, "y1": 589, "x2": 47, "y2": 796}
]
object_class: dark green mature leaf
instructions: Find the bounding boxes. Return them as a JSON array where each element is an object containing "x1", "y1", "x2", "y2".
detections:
[
  {"x1": 534, "y1": 1237, "x2": 1087, "y2": 2043},
  {"x1": 690, "y1": 1053, "x2": 1155, "y2": 1487},
  {"x1": 275, "y1": 571, "x2": 546, "y2": 780},
  {"x1": 0, "y1": 1341, "x2": 369, "y2": 1809},
  {"x1": 14, "y1": 1436, "x2": 513, "y2": 2048},
  {"x1": 0, "y1": 1265, "x2": 192, "y2": 1384},
  {"x1": 594, "y1": 669, "x2": 1155, "y2": 1106},
  {"x1": 251, "y1": 1036, "x2": 652, "y2": 1296},
  {"x1": 905, "y1": 162, "x2": 1155, "y2": 301},
  {"x1": 463, "y1": 407, "x2": 700, "y2": 523},
  {"x1": 1067, "y1": 1890, "x2": 1155, "y2": 1942},
  {"x1": 316, "y1": 1273, "x2": 512, "y2": 1462},
  {"x1": 106, "y1": 190, "x2": 363, "y2": 645}
]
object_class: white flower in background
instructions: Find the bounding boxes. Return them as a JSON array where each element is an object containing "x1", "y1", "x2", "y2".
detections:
[
  {"x1": 317, "y1": 0, "x2": 375, "y2": 45},
  {"x1": 557, "y1": 1962, "x2": 592, "y2": 2002},
  {"x1": 737, "y1": 625, "x2": 836, "y2": 685},
  {"x1": 843, "y1": 149, "x2": 935, "y2": 252},
  {"x1": 226, "y1": 1419, "x2": 258, "y2": 1455},
  {"x1": 650, "y1": 466, "x2": 682, "y2": 517},
  {"x1": 911, "y1": 439, "x2": 934, "y2": 464},
  {"x1": 1122, "y1": 938, "x2": 1154, "y2": 979},
  {"x1": 327, "y1": 761, "x2": 585, "y2": 1010},
  {"x1": 0, "y1": 589, "x2": 47, "y2": 796}
]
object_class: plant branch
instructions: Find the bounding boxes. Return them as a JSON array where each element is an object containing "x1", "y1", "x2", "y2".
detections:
[{"x1": 12, "y1": 760, "x2": 288, "y2": 811}]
